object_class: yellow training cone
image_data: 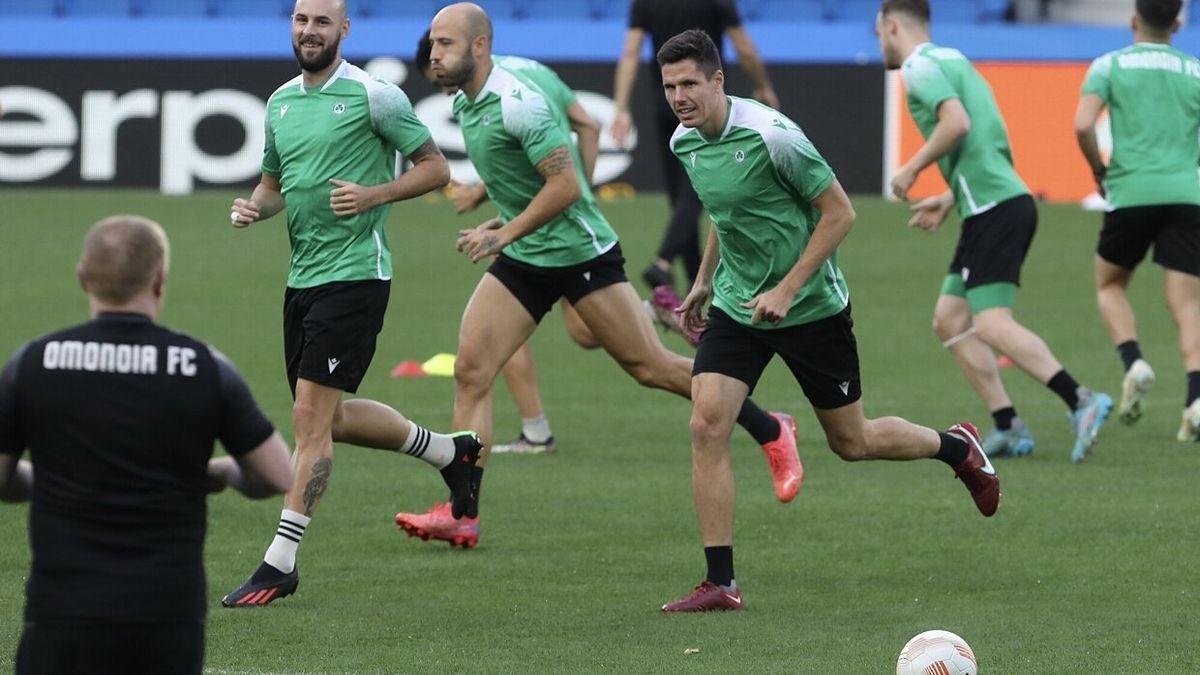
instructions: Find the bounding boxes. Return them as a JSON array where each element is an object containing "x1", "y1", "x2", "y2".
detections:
[{"x1": 421, "y1": 352, "x2": 457, "y2": 377}]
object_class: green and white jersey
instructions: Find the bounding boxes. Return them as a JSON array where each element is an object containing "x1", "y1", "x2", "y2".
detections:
[
  {"x1": 671, "y1": 96, "x2": 848, "y2": 329},
  {"x1": 451, "y1": 61, "x2": 617, "y2": 267},
  {"x1": 263, "y1": 60, "x2": 432, "y2": 289},
  {"x1": 493, "y1": 55, "x2": 577, "y2": 113},
  {"x1": 1082, "y1": 43, "x2": 1200, "y2": 209},
  {"x1": 902, "y1": 43, "x2": 1028, "y2": 219}
]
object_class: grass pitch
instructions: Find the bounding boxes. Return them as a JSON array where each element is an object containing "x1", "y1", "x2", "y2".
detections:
[{"x1": 0, "y1": 189, "x2": 1196, "y2": 673}]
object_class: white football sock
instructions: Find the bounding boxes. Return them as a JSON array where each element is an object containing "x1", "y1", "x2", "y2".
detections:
[
  {"x1": 399, "y1": 422, "x2": 456, "y2": 469},
  {"x1": 521, "y1": 414, "x2": 553, "y2": 444},
  {"x1": 263, "y1": 509, "x2": 310, "y2": 574}
]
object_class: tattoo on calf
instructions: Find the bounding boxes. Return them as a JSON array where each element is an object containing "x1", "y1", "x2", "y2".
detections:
[
  {"x1": 536, "y1": 146, "x2": 574, "y2": 178},
  {"x1": 302, "y1": 457, "x2": 333, "y2": 516}
]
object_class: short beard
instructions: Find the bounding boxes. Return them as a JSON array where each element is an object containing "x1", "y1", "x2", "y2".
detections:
[
  {"x1": 436, "y1": 57, "x2": 476, "y2": 90},
  {"x1": 293, "y1": 37, "x2": 340, "y2": 73}
]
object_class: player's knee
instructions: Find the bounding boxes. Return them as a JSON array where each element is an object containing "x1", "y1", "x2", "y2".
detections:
[
  {"x1": 690, "y1": 407, "x2": 733, "y2": 448},
  {"x1": 292, "y1": 401, "x2": 331, "y2": 441},
  {"x1": 931, "y1": 309, "x2": 965, "y2": 341},
  {"x1": 453, "y1": 351, "x2": 491, "y2": 392}
]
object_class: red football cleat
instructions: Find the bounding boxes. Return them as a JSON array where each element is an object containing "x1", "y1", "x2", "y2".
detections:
[
  {"x1": 661, "y1": 581, "x2": 744, "y2": 613},
  {"x1": 761, "y1": 412, "x2": 803, "y2": 503},
  {"x1": 946, "y1": 422, "x2": 1001, "y2": 517},
  {"x1": 395, "y1": 502, "x2": 480, "y2": 548}
]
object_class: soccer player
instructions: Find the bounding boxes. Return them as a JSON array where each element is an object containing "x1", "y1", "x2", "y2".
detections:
[
  {"x1": 655, "y1": 29, "x2": 998, "y2": 613},
  {"x1": 416, "y1": 30, "x2": 603, "y2": 454},
  {"x1": 878, "y1": 0, "x2": 1112, "y2": 462},
  {"x1": 1074, "y1": 0, "x2": 1200, "y2": 440},
  {"x1": 1, "y1": 216, "x2": 295, "y2": 673},
  {"x1": 612, "y1": 0, "x2": 778, "y2": 294},
  {"x1": 221, "y1": 0, "x2": 482, "y2": 606},
  {"x1": 394, "y1": 3, "x2": 801, "y2": 548}
]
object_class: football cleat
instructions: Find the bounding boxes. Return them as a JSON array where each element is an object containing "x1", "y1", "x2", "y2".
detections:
[
  {"x1": 644, "y1": 285, "x2": 701, "y2": 347},
  {"x1": 1176, "y1": 399, "x2": 1200, "y2": 442},
  {"x1": 641, "y1": 263, "x2": 674, "y2": 293},
  {"x1": 946, "y1": 422, "x2": 1000, "y2": 517},
  {"x1": 760, "y1": 412, "x2": 803, "y2": 503},
  {"x1": 1070, "y1": 390, "x2": 1113, "y2": 463},
  {"x1": 492, "y1": 433, "x2": 557, "y2": 455},
  {"x1": 395, "y1": 502, "x2": 480, "y2": 549},
  {"x1": 221, "y1": 562, "x2": 299, "y2": 608},
  {"x1": 440, "y1": 431, "x2": 482, "y2": 519},
  {"x1": 661, "y1": 581, "x2": 744, "y2": 613},
  {"x1": 1118, "y1": 359, "x2": 1155, "y2": 425},
  {"x1": 981, "y1": 419, "x2": 1035, "y2": 458}
]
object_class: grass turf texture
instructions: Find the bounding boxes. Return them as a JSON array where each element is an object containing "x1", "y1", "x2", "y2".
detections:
[{"x1": 0, "y1": 189, "x2": 1197, "y2": 673}]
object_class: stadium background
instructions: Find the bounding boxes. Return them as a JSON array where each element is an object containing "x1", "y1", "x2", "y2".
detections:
[{"x1": 2, "y1": 1, "x2": 1199, "y2": 672}]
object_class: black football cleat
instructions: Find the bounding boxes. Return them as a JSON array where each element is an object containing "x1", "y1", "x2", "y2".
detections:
[{"x1": 221, "y1": 562, "x2": 299, "y2": 607}]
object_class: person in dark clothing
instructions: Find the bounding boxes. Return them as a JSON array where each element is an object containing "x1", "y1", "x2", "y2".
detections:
[
  {"x1": 0, "y1": 215, "x2": 295, "y2": 674},
  {"x1": 611, "y1": 0, "x2": 779, "y2": 292}
]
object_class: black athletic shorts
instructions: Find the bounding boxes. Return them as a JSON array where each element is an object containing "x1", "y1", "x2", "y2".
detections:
[
  {"x1": 283, "y1": 280, "x2": 390, "y2": 395},
  {"x1": 1098, "y1": 203, "x2": 1200, "y2": 276},
  {"x1": 949, "y1": 194, "x2": 1038, "y2": 289},
  {"x1": 487, "y1": 244, "x2": 628, "y2": 323},
  {"x1": 692, "y1": 305, "x2": 862, "y2": 409},
  {"x1": 16, "y1": 620, "x2": 204, "y2": 675}
]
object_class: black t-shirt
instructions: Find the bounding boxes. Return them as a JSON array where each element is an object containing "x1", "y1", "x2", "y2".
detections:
[
  {"x1": 630, "y1": 0, "x2": 742, "y2": 87},
  {"x1": 0, "y1": 312, "x2": 274, "y2": 623}
]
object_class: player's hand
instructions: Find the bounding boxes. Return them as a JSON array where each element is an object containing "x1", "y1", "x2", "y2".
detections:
[
  {"x1": 753, "y1": 87, "x2": 781, "y2": 110},
  {"x1": 890, "y1": 165, "x2": 918, "y2": 201},
  {"x1": 456, "y1": 224, "x2": 509, "y2": 263},
  {"x1": 329, "y1": 179, "x2": 380, "y2": 217},
  {"x1": 451, "y1": 181, "x2": 488, "y2": 214},
  {"x1": 611, "y1": 110, "x2": 633, "y2": 149},
  {"x1": 741, "y1": 285, "x2": 795, "y2": 326},
  {"x1": 677, "y1": 283, "x2": 711, "y2": 335},
  {"x1": 907, "y1": 194, "x2": 953, "y2": 233},
  {"x1": 230, "y1": 198, "x2": 260, "y2": 228}
]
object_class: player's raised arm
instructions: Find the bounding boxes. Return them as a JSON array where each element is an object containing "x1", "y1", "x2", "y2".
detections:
[
  {"x1": 611, "y1": 24, "x2": 645, "y2": 149},
  {"x1": 726, "y1": 25, "x2": 779, "y2": 109}
]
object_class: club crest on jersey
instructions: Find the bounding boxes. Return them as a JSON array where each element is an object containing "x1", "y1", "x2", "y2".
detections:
[
  {"x1": 332, "y1": 102, "x2": 346, "y2": 115},
  {"x1": 482, "y1": 113, "x2": 493, "y2": 126},
  {"x1": 734, "y1": 149, "x2": 746, "y2": 163},
  {"x1": 280, "y1": 104, "x2": 290, "y2": 119}
]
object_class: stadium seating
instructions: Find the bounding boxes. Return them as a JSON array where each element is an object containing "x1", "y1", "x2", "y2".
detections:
[{"x1": 3, "y1": 0, "x2": 1012, "y2": 23}]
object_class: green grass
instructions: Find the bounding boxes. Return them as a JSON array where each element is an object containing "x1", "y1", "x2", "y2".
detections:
[{"x1": 1, "y1": 189, "x2": 1197, "y2": 673}]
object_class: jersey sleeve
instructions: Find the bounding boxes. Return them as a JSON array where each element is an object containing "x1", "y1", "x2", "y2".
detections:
[
  {"x1": 1081, "y1": 53, "x2": 1113, "y2": 102},
  {"x1": 629, "y1": 0, "x2": 647, "y2": 28},
  {"x1": 542, "y1": 68, "x2": 579, "y2": 112},
  {"x1": 261, "y1": 110, "x2": 281, "y2": 177},
  {"x1": 0, "y1": 344, "x2": 29, "y2": 458},
  {"x1": 767, "y1": 123, "x2": 835, "y2": 203},
  {"x1": 902, "y1": 55, "x2": 958, "y2": 111},
  {"x1": 502, "y1": 90, "x2": 572, "y2": 167},
  {"x1": 717, "y1": 0, "x2": 742, "y2": 28},
  {"x1": 210, "y1": 347, "x2": 275, "y2": 458},
  {"x1": 367, "y1": 81, "x2": 433, "y2": 156}
]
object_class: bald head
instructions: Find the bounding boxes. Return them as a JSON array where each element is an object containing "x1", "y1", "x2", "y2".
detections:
[
  {"x1": 78, "y1": 215, "x2": 170, "y2": 306},
  {"x1": 433, "y1": 2, "x2": 492, "y2": 46},
  {"x1": 294, "y1": 0, "x2": 346, "y2": 21}
]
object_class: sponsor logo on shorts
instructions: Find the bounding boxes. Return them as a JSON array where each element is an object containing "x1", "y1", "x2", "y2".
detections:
[
  {"x1": 839, "y1": 381, "x2": 850, "y2": 396},
  {"x1": 328, "y1": 357, "x2": 340, "y2": 374}
]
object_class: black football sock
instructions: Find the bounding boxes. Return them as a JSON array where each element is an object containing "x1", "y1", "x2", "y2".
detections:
[
  {"x1": 466, "y1": 466, "x2": 484, "y2": 519},
  {"x1": 737, "y1": 398, "x2": 781, "y2": 445},
  {"x1": 935, "y1": 432, "x2": 969, "y2": 466},
  {"x1": 704, "y1": 546, "x2": 735, "y2": 587},
  {"x1": 1188, "y1": 371, "x2": 1200, "y2": 407},
  {"x1": 991, "y1": 406, "x2": 1017, "y2": 432},
  {"x1": 1046, "y1": 369, "x2": 1081, "y2": 410},
  {"x1": 1117, "y1": 340, "x2": 1142, "y2": 372}
]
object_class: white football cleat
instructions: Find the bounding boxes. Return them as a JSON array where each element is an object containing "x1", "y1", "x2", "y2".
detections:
[
  {"x1": 1118, "y1": 358, "x2": 1155, "y2": 425},
  {"x1": 1176, "y1": 399, "x2": 1200, "y2": 442}
]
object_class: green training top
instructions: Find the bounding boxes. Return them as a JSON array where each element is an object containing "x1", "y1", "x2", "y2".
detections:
[
  {"x1": 494, "y1": 55, "x2": 578, "y2": 113},
  {"x1": 452, "y1": 60, "x2": 617, "y2": 267},
  {"x1": 902, "y1": 43, "x2": 1029, "y2": 219},
  {"x1": 263, "y1": 60, "x2": 433, "y2": 288},
  {"x1": 671, "y1": 96, "x2": 849, "y2": 329},
  {"x1": 1082, "y1": 42, "x2": 1200, "y2": 209}
]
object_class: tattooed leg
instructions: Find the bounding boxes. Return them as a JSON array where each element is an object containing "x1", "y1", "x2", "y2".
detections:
[{"x1": 283, "y1": 379, "x2": 343, "y2": 516}]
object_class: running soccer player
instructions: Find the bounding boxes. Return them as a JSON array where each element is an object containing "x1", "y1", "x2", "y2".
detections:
[
  {"x1": 394, "y1": 3, "x2": 801, "y2": 548},
  {"x1": 655, "y1": 29, "x2": 998, "y2": 613},
  {"x1": 878, "y1": 0, "x2": 1112, "y2": 463},
  {"x1": 1075, "y1": 0, "x2": 1200, "y2": 440},
  {"x1": 220, "y1": 0, "x2": 482, "y2": 607}
]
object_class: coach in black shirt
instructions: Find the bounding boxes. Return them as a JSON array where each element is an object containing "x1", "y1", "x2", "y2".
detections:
[
  {"x1": 0, "y1": 215, "x2": 294, "y2": 675},
  {"x1": 611, "y1": 0, "x2": 778, "y2": 292}
]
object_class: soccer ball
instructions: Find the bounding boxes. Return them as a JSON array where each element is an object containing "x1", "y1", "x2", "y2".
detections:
[{"x1": 896, "y1": 630, "x2": 978, "y2": 675}]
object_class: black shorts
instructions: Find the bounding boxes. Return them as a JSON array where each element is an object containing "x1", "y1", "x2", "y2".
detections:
[
  {"x1": 283, "y1": 280, "x2": 390, "y2": 395},
  {"x1": 487, "y1": 244, "x2": 628, "y2": 323},
  {"x1": 17, "y1": 620, "x2": 203, "y2": 675},
  {"x1": 1098, "y1": 203, "x2": 1200, "y2": 275},
  {"x1": 949, "y1": 194, "x2": 1038, "y2": 289},
  {"x1": 692, "y1": 306, "x2": 862, "y2": 409}
]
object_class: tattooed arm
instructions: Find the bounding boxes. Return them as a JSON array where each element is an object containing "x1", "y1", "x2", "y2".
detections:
[
  {"x1": 329, "y1": 139, "x2": 451, "y2": 216},
  {"x1": 456, "y1": 146, "x2": 581, "y2": 262}
]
